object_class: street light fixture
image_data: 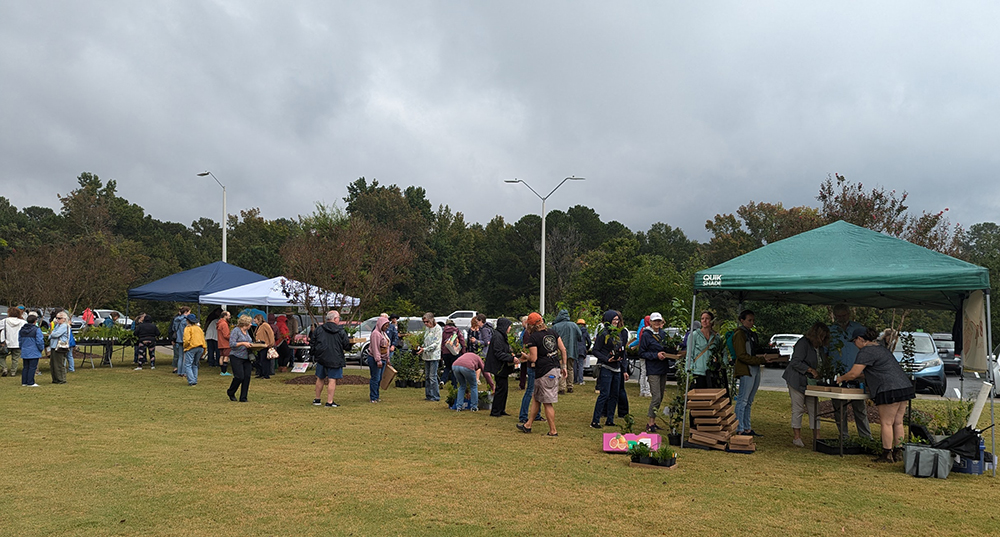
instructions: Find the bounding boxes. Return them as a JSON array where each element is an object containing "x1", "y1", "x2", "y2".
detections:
[
  {"x1": 505, "y1": 176, "x2": 585, "y2": 315},
  {"x1": 197, "y1": 171, "x2": 227, "y2": 263}
]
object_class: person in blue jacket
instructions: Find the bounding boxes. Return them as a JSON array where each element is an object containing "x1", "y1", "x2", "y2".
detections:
[{"x1": 18, "y1": 313, "x2": 45, "y2": 387}]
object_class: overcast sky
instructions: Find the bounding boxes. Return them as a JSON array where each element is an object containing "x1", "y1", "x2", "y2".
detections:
[{"x1": 2, "y1": 1, "x2": 998, "y2": 241}]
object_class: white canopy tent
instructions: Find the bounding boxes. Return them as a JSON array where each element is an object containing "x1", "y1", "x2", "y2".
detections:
[{"x1": 198, "y1": 277, "x2": 359, "y2": 308}]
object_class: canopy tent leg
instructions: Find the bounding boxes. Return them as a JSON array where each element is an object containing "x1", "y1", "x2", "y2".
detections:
[
  {"x1": 681, "y1": 293, "x2": 698, "y2": 446},
  {"x1": 986, "y1": 289, "x2": 995, "y2": 477}
]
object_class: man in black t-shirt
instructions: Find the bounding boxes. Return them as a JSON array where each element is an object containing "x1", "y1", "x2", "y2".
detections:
[{"x1": 516, "y1": 312, "x2": 567, "y2": 437}]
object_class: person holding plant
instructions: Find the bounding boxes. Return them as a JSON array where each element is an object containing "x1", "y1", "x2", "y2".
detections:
[
  {"x1": 517, "y1": 312, "x2": 567, "y2": 436},
  {"x1": 367, "y1": 316, "x2": 391, "y2": 403},
  {"x1": 485, "y1": 317, "x2": 522, "y2": 417},
  {"x1": 18, "y1": 313, "x2": 44, "y2": 386},
  {"x1": 452, "y1": 351, "x2": 486, "y2": 411},
  {"x1": 688, "y1": 311, "x2": 722, "y2": 390},
  {"x1": 639, "y1": 312, "x2": 673, "y2": 433},
  {"x1": 733, "y1": 309, "x2": 766, "y2": 436},
  {"x1": 417, "y1": 312, "x2": 443, "y2": 402},
  {"x1": 783, "y1": 322, "x2": 828, "y2": 447},
  {"x1": 217, "y1": 311, "x2": 232, "y2": 376},
  {"x1": 590, "y1": 310, "x2": 628, "y2": 429},
  {"x1": 47, "y1": 311, "x2": 71, "y2": 384},
  {"x1": 836, "y1": 326, "x2": 915, "y2": 463}
]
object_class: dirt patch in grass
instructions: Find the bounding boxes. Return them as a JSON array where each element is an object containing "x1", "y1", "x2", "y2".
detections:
[{"x1": 284, "y1": 374, "x2": 368, "y2": 385}]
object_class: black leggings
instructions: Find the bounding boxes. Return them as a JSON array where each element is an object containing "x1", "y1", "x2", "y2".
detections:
[
  {"x1": 490, "y1": 373, "x2": 510, "y2": 417},
  {"x1": 227, "y1": 358, "x2": 252, "y2": 401}
]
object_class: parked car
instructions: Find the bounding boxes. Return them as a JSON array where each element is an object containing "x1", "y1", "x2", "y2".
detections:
[
  {"x1": 931, "y1": 333, "x2": 962, "y2": 375},
  {"x1": 766, "y1": 333, "x2": 801, "y2": 368},
  {"x1": 893, "y1": 332, "x2": 946, "y2": 396}
]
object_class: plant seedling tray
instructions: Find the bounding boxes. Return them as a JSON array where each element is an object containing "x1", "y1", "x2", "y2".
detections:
[
  {"x1": 629, "y1": 460, "x2": 678, "y2": 470},
  {"x1": 814, "y1": 438, "x2": 865, "y2": 456}
]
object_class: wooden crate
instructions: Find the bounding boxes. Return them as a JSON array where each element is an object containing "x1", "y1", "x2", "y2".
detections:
[{"x1": 687, "y1": 388, "x2": 726, "y2": 400}]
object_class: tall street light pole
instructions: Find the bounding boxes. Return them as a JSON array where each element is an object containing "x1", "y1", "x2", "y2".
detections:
[
  {"x1": 197, "y1": 171, "x2": 227, "y2": 263},
  {"x1": 505, "y1": 176, "x2": 585, "y2": 315}
]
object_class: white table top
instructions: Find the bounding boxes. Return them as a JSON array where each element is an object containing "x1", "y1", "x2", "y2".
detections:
[{"x1": 804, "y1": 388, "x2": 870, "y2": 401}]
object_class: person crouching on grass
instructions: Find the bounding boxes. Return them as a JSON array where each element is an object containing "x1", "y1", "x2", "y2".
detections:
[{"x1": 516, "y1": 313, "x2": 568, "y2": 437}]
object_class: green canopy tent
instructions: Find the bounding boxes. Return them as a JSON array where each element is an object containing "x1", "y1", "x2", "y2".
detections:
[{"x1": 686, "y1": 221, "x2": 994, "y2": 471}]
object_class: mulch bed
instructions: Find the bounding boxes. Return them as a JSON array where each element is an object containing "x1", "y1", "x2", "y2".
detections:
[{"x1": 285, "y1": 374, "x2": 368, "y2": 385}]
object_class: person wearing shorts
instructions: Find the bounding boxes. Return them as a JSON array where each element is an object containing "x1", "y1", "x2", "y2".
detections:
[
  {"x1": 310, "y1": 310, "x2": 350, "y2": 408},
  {"x1": 516, "y1": 312, "x2": 567, "y2": 437}
]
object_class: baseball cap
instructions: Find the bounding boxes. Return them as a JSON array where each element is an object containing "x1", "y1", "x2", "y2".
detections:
[
  {"x1": 650, "y1": 312, "x2": 663, "y2": 322},
  {"x1": 526, "y1": 312, "x2": 543, "y2": 326},
  {"x1": 186, "y1": 314, "x2": 198, "y2": 323},
  {"x1": 576, "y1": 318, "x2": 587, "y2": 325}
]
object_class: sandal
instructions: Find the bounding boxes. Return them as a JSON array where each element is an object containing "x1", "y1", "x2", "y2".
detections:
[
  {"x1": 517, "y1": 423, "x2": 532, "y2": 434},
  {"x1": 546, "y1": 432, "x2": 558, "y2": 437}
]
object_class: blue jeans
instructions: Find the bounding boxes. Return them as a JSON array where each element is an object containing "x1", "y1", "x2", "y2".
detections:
[
  {"x1": 735, "y1": 368, "x2": 762, "y2": 432},
  {"x1": 67, "y1": 348, "x2": 75, "y2": 372},
  {"x1": 367, "y1": 355, "x2": 385, "y2": 401},
  {"x1": 574, "y1": 354, "x2": 585, "y2": 384},
  {"x1": 21, "y1": 358, "x2": 38, "y2": 385},
  {"x1": 592, "y1": 367, "x2": 621, "y2": 425},
  {"x1": 184, "y1": 347, "x2": 202, "y2": 385},
  {"x1": 519, "y1": 366, "x2": 538, "y2": 423},
  {"x1": 424, "y1": 360, "x2": 440, "y2": 401},
  {"x1": 453, "y1": 365, "x2": 478, "y2": 411},
  {"x1": 173, "y1": 342, "x2": 183, "y2": 372}
]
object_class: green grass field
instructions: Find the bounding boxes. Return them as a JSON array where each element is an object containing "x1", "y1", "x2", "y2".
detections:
[{"x1": 3, "y1": 353, "x2": 999, "y2": 536}]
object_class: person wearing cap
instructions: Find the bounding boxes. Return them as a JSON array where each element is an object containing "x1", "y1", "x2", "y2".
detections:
[
  {"x1": 835, "y1": 326, "x2": 915, "y2": 462},
  {"x1": 516, "y1": 312, "x2": 567, "y2": 436},
  {"x1": 828, "y1": 304, "x2": 872, "y2": 439},
  {"x1": 182, "y1": 314, "x2": 207, "y2": 386},
  {"x1": 639, "y1": 312, "x2": 673, "y2": 433},
  {"x1": 551, "y1": 309, "x2": 581, "y2": 394},
  {"x1": 575, "y1": 318, "x2": 590, "y2": 386}
]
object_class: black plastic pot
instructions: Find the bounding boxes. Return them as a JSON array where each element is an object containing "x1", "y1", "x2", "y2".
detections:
[
  {"x1": 658, "y1": 456, "x2": 677, "y2": 467},
  {"x1": 395, "y1": 379, "x2": 406, "y2": 388},
  {"x1": 668, "y1": 433, "x2": 682, "y2": 446},
  {"x1": 406, "y1": 380, "x2": 416, "y2": 388},
  {"x1": 638, "y1": 456, "x2": 654, "y2": 465}
]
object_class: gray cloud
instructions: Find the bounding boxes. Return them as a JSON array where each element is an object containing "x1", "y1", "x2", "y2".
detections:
[{"x1": 2, "y1": 1, "x2": 998, "y2": 242}]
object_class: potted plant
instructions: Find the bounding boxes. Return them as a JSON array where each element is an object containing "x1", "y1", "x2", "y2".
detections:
[
  {"x1": 628, "y1": 443, "x2": 653, "y2": 465},
  {"x1": 665, "y1": 394, "x2": 684, "y2": 446},
  {"x1": 478, "y1": 389, "x2": 491, "y2": 411},
  {"x1": 618, "y1": 413, "x2": 636, "y2": 435},
  {"x1": 651, "y1": 444, "x2": 677, "y2": 467}
]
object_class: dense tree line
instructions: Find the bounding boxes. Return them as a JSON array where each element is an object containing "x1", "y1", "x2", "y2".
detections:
[{"x1": 1, "y1": 172, "x2": 993, "y2": 339}]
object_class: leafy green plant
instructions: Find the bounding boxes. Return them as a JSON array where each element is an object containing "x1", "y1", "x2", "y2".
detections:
[
  {"x1": 404, "y1": 330, "x2": 425, "y2": 351},
  {"x1": 931, "y1": 397, "x2": 974, "y2": 436},
  {"x1": 618, "y1": 413, "x2": 636, "y2": 435},
  {"x1": 627, "y1": 442, "x2": 651, "y2": 463},
  {"x1": 651, "y1": 444, "x2": 676, "y2": 465},
  {"x1": 507, "y1": 331, "x2": 524, "y2": 356}
]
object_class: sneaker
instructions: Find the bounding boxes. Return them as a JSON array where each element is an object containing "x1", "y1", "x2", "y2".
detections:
[
  {"x1": 29, "y1": 384, "x2": 40, "y2": 387},
  {"x1": 590, "y1": 422, "x2": 602, "y2": 429},
  {"x1": 150, "y1": 366, "x2": 156, "y2": 370},
  {"x1": 313, "y1": 399, "x2": 322, "y2": 406},
  {"x1": 792, "y1": 438, "x2": 805, "y2": 448},
  {"x1": 134, "y1": 367, "x2": 143, "y2": 371},
  {"x1": 325, "y1": 401, "x2": 339, "y2": 408},
  {"x1": 220, "y1": 372, "x2": 232, "y2": 376}
]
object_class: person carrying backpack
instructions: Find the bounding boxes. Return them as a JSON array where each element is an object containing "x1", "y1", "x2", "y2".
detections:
[{"x1": 733, "y1": 309, "x2": 767, "y2": 436}]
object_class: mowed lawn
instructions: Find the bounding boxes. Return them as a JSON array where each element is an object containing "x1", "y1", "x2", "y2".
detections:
[{"x1": 4, "y1": 354, "x2": 1000, "y2": 537}]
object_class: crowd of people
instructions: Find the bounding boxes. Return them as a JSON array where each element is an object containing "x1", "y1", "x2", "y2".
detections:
[{"x1": 3, "y1": 302, "x2": 919, "y2": 458}]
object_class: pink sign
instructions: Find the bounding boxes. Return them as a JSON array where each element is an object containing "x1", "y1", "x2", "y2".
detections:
[{"x1": 602, "y1": 432, "x2": 661, "y2": 453}]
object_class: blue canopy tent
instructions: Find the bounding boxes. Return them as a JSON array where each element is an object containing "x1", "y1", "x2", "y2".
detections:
[{"x1": 128, "y1": 261, "x2": 268, "y2": 302}]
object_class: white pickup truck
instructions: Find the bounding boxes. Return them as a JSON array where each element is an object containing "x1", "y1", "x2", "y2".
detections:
[{"x1": 433, "y1": 310, "x2": 497, "y2": 330}]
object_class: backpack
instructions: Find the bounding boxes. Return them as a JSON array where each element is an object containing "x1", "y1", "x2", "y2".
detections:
[
  {"x1": 724, "y1": 329, "x2": 737, "y2": 363},
  {"x1": 445, "y1": 332, "x2": 461, "y2": 355}
]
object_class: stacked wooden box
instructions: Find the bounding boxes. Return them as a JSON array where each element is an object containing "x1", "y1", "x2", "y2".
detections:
[
  {"x1": 687, "y1": 389, "x2": 737, "y2": 450},
  {"x1": 728, "y1": 434, "x2": 756, "y2": 452}
]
